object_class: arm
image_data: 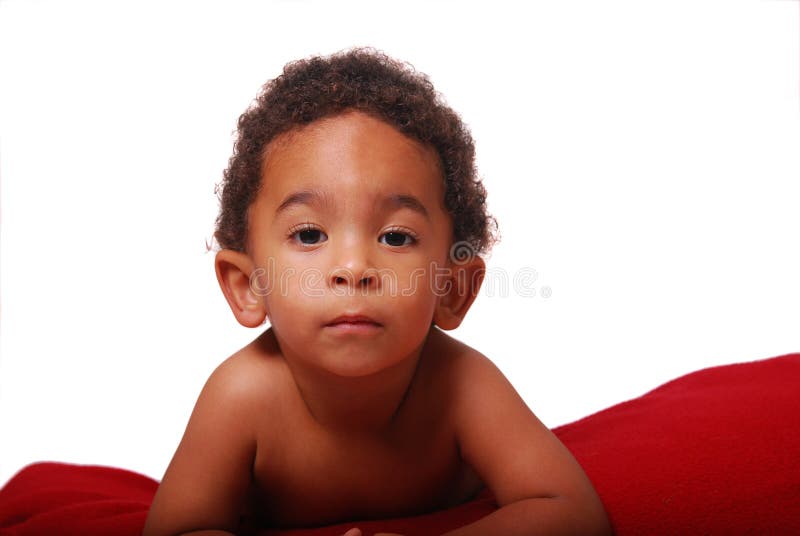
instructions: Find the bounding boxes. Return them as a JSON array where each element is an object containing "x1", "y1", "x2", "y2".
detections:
[
  {"x1": 143, "y1": 359, "x2": 259, "y2": 536},
  {"x1": 444, "y1": 353, "x2": 611, "y2": 536}
]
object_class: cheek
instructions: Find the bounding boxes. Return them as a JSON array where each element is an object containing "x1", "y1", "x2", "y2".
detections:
[
  {"x1": 387, "y1": 293, "x2": 439, "y2": 350},
  {"x1": 253, "y1": 254, "x2": 326, "y2": 298},
  {"x1": 386, "y1": 274, "x2": 440, "y2": 322},
  {"x1": 262, "y1": 285, "x2": 317, "y2": 346}
]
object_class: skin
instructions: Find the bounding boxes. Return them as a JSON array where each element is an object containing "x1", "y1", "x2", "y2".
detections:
[{"x1": 143, "y1": 111, "x2": 611, "y2": 536}]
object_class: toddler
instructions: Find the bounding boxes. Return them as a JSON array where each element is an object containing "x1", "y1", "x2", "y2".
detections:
[{"x1": 144, "y1": 48, "x2": 610, "y2": 536}]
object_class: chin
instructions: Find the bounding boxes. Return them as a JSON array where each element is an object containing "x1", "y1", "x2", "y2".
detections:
[
  {"x1": 320, "y1": 353, "x2": 406, "y2": 379},
  {"x1": 324, "y1": 362, "x2": 393, "y2": 379}
]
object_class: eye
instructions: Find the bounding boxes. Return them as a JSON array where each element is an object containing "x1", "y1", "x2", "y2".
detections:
[
  {"x1": 380, "y1": 230, "x2": 416, "y2": 247},
  {"x1": 289, "y1": 225, "x2": 328, "y2": 246}
]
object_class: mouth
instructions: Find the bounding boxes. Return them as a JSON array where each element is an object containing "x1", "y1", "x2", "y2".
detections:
[{"x1": 324, "y1": 314, "x2": 383, "y2": 332}]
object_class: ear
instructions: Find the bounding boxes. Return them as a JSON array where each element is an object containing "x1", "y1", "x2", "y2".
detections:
[
  {"x1": 215, "y1": 249, "x2": 268, "y2": 328},
  {"x1": 433, "y1": 256, "x2": 485, "y2": 331}
]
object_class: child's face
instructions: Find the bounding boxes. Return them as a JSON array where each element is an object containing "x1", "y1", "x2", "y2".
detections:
[{"x1": 246, "y1": 111, "x2": 455, "y2": 377}]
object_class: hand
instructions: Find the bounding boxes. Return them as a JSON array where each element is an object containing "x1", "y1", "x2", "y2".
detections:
[{"x1": 341, "y1": 529, "x2": 404, "y2": 536}]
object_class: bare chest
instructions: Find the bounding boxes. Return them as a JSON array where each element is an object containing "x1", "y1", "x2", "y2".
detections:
[{"x1": 250, "y1": 420, "x2": 482, "y2": 528}]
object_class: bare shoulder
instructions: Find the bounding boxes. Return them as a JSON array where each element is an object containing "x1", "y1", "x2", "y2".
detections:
[
  {"x1": 430, "y1": 330, "x2": 610, "y2": 531},
  {"x1": 423, "y1": 328, "x2": 518, "y2": 411},
  {"x1": 204, "y1": 329, "x2": 290, "y2": 415},
  {"x1": 144, "y1": 329, "x2": 289, "y2": 535}
]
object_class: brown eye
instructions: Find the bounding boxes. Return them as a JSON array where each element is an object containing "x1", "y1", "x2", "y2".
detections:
[
  {"x1": 380, "y1": 231, "x2": 414, "y2": 247},
  {"x1": 292, "y1": 228, "x2": 327, "y2": 245}
]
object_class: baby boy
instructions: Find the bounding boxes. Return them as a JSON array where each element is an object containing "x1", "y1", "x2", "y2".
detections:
[{"x1": 144, "y1": 48, "x2": 610, "y2": 536}]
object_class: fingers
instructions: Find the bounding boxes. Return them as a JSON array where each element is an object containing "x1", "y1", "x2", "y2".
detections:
[{"x1": 342, "y1": 528, "x2": 403, "y2": 536}]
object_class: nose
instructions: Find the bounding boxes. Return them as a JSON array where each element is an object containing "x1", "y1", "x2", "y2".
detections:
[
  {"x1": 330, "y1": 269, "x2": 376, "y2": 289},
  {"x1": 328, "y1": 240, "x2": 378, "y2": 290}
]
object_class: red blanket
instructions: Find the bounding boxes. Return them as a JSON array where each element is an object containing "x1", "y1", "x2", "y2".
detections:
[{"x1": 2, "y1": 353, "x2": 799, "y2": 535}]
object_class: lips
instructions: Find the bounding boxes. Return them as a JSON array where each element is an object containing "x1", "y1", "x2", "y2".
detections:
[
  {"x1": 323, "y1": 314, "x2": 383, "y2": 335},
  {"x1": 325, "y1": 314, "x2": 382, "y2": 328}
]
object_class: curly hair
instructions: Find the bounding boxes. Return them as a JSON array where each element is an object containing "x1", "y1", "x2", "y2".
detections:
[{"x1": 215, "y1": 47, "x2": 497, "y2": 256}]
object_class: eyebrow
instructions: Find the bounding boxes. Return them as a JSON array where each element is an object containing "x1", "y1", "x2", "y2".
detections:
[
  {"x1": 384, "y1": 193, "x2": 430, "y2": 220},
  {"x1": 275, "y1": 190, "x2": 430, "y2": 220},
  {"x1": 275, "y1": 189, "x2": 329, "y2": 214}
]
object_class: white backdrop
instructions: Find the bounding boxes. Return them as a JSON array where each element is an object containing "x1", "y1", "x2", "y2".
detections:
[{"x1": 1, "y1": 0, "x2": 798, "y2": 488}]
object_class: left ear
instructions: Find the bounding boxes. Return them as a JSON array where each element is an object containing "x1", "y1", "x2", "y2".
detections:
[{"x1": 433, "y1": 256, "x2": 485, "y2": 331}]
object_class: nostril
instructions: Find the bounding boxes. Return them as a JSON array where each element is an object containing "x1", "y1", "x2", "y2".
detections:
[{"x1": 329, "y1": 268, "x2": 376, "y2": 287}]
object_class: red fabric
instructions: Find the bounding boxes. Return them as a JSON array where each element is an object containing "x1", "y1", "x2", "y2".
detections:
[
  {"x1": 0, "y1": 462, "x2": 157, "y2": 536},
  {"x1": 1, "y1": 353, "x2": 798, "y2": 535},
  {"x1": 556, "y1": 352, "x2": 800, "y2": 535}
]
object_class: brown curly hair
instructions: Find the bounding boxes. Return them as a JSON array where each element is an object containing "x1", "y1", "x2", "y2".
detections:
[{"x1": 215, "y1": 47, "x2": 496, "y2": 256}]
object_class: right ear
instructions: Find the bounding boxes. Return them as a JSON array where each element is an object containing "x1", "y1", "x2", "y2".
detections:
[{"x1": 215, "y1": 249, "x2": 268, "y2": 328}]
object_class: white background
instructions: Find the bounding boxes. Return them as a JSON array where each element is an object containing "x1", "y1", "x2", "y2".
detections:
[{"x1": 1, "y1": 0, "x2": 798, "y2": 488}]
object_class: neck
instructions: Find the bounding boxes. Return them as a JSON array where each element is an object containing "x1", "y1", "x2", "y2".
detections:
[{"x1": 266, "y1": 329, "x2": 425, "y2": 435}]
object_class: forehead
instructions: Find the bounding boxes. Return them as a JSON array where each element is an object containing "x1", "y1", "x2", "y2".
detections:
[{"x1": 258, "y1": 111, "x2": 445, "y2": 207}]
